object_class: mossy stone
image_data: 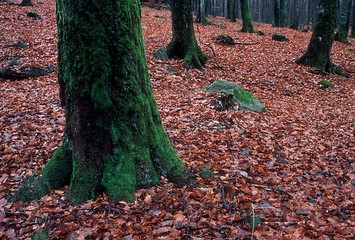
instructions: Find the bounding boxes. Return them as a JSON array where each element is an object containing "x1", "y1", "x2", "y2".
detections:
[
  {"x1": 214, "y1": 34, "x2": 235, "y2": 45},
  {"x1": 154, "y1": 47, "x2": 169, "y2": 61},
  {"x1": 203, "y1": 79, "x2": 265, "y2": 112},
  {"x1": 272, "y1": 33, "x2": 289, "y2": 42}
]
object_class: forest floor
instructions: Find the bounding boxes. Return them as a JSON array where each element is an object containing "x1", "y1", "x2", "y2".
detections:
[{"x1": 0, "y1": 0, "x2": 354, "y2": 239}]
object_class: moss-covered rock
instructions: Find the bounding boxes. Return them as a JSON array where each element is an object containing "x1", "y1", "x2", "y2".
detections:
[
  {"x1": 214, "y1": 34, "x2": 235, "y2": 45},
  {"x1": 256, "y1": 30, "x2": 266, "y2": 36},
  {"x1": 272, "y1": 33, "x2": 289, "y2": 42},
  {"x1": 154, "y1": 47, "x2": 169, "y2": 61},
  {"x1": 203, "y1": 79, "x2": 265, "y2": 112}
]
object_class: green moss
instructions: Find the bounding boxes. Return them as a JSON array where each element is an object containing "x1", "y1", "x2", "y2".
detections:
[
  {"x1": 200, "y1": 168, "x2": 213, "y2": 180},
  {"x1": 235, "y1": 89, "x2": 254, "y2": 104},
  {"x1": 10, "y1": 176, "x2": 50, "y2": 203},
  {"x1": 41, "y1": 139, "x2": 72, "y2": 189},
  {"x1": 214, "y1": 34, "x2": 235, "y2": 45},
  {"x1": 31, "y1": 231, "x2": 49, "y2": 240},
  {"x1": 318, "y1": 80, "x2": 334, "y2": 90},
  {"x1": 240, "y1": 0, "x2": 254, "y2": 33},
  {"x1": 204, "y1": 79, "x2": 265, "y2": 112},
  {"x1": 102, "y1": 154, "x2": 136, "y2": 202},
  {"x1": 69, "y1": 154, "x2": 101, "y2": 204},
  {"x1": 272, "y1": 33, "x2": 289, "y2": 42}
]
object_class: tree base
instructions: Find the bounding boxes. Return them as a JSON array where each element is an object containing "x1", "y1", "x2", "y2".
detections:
[
  {"x1": 166, "y1": 42, "x2": 208, "y2": 69},
  {"x1": 11, "y1": 137, "x2": 189, "y2": 204},
  {"x1": 296, "y1": 55, "x2": 350, "y2": 77}
]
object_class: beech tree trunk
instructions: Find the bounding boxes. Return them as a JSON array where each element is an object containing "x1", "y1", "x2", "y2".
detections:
[
  {"x1": 14, "y1": 0, "x2": 186, "y2": 204},
  {"x1": 351, "y1": 0, "x2": 355, "y2": 37},
  {"x1": 290, "y1": 0, "x2": 300, "y2": 29},
  {"x1": 240, "y1": 0, "x2": 254, "y2": 32},
  {"x1": 335, "y1": 0, "x2": 352, "y2": 43},
  {"x1": 230, "y1": 0, "x2": 236, "y2": 22},
  {"x1": 296, "y1": 0, "x2": 343, "y2": 74},
  {"x1": 274, "y1": 0, "x2": 281, "y2": 26},
  {"x1": 166, "y1": 0, "x2": 207, "y2": 69},
  {"x1": 280, "y1": 0, "x2": 287, "y2": 27},
  {"x1": 196, "y1": 0, "x2": 207, "y2": 24}
]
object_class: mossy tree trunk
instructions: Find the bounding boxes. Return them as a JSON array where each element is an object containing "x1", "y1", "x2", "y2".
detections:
[
  {"x1": 274, "y1": 0, "x2": 287, "y2": 27},
  {"x1": 230, "y1": 0, "x2": 236, "y2": 22},
  {"x1": 296, "y1": 0, "x2": 343, "y2": 74},
  {"x1": 19, "y1": 0, "x2": 32, "y2": 6},
  {"x1": 226, "y1": 0, "x2": 231, "y2": 19},
  {"x1": 280, "y1": 0, "x2": 287, "y2": 27},
  {"x1": 334, "y1": 0, "x2": 352, "y2": 43},
  {"x1": 240, "y1": 0, "x2": 254, "y2": 33},
  {"x1": 14, "y1": 0, "x2": 186, "y2": 205},
  {"x1": 290, "y1": 0, "x2": 300, "y2": 30},
  {"x1": 166, "y1": 0, "x2": 207, "y2": 69},
  {"x1": 274, "y1": 0, "x2": 281, "y2": 26}
]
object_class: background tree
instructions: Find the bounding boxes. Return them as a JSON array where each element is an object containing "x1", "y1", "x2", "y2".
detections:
[
  {"x1": 230, "y1": 0, "x2": 237, "y2": 22},
  {"x1": 352, "y1": 0, "x2": 355, "y2": 37},
  {"x1": 196, "y1": 0, "x2": 207, "y2": 23},
  {"x1": 274, "y1": 0, "x2": 281, "y2": 26},
  {"x1": 290, "y1": 0, "x2": 300, "y2": 29},
  {"x1": 240, "y1": 0, "x2": 254, "y2": 32},
  {"x1": 296, "y1": 0, "x2": 344, "y2": 75},
  {"x1": 14, "y1": 0, "x2": 186, "y2": 204},
  {"x1": 274, "y1": 0, "x2": 287, "y2": 27},
  {"x1": 166, "y1": 0, "x2": 208, "y2": 69},
  {"x1": 335, "y1": 0, "x2": 352, "y2": 43},
  {"x1": 280, "y1": 0, "x2": 287, "y2": 26}
]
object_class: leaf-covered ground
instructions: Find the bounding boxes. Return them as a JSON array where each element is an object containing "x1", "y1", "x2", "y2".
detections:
[{"x1": 0, "y1": 1, "x2": 354, "y2": 239}]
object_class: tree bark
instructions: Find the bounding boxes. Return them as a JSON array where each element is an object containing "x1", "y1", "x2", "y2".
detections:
[
  {"x1": 280, "y1": 0, "x2": 287, "y2": 27},
  {"x1": 335, "y1": 0, "x2": 352, "y2": 43},
  {"x1": 196, "y1": 0, "x2": 207, "y2": 24},
  {"x1": 166, "y1": 0, "x2": 208, "y2": 69},
  {"x1": 230, "y1": 0, "x2": 236, "y2": 22},
  {"x1": 351, "y1": 0, "x2": 355, "y2": 37},
  {"x1": 296, "y1": 0, "x2": 344, "y2": 75},
  {"x1": 290, "y1": 0, "x2": 300, "y2": 29},
  {"x1": 14, "y1": 0, "x2": 186, "y2": 204},
  {"x1": 240, "y1": 0, "x2": 254, "y2": 32},
  {"x1": 274, "y1": 0, "x2": 281, "y2": 26}
]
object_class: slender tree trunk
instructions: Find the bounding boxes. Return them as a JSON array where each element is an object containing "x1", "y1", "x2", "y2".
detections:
[
  {"x1": 230, "y1": 0, "x2": 237, "y2": 22},
  {"x1": 14, "y1": 0, "x2": 186, "y2": 204},
  {"x1": 227, "y1": 0, "x2": 231, "y2": 19},
  {"x1": 335, "y1": 0, "x2": 352, "y2": 43},
  {"x1": 167, "y1": 0, "x2": 207, "y2": 69},
  {"x1": 290, "y1": 0, "x2": 300, "y2": 29},
  {"x1": 296, "y1": 0, "x2": 345, "y2": 75},
  {"x1": 352, "y1": 0, "x2": 355, "y2": 37},
  {"x1": 274, "y1": 0, "x2": 281, "y2": 26},
  {"x1": 280, "y1": 0, "x2": 287, "y2": 27},
  {"x1": 240, "y1": 0, "x2": 254, "y2": 32},
  {"x1": 205, "y1": 0, "x2": 210, "y2": 17},
  {"x1": 196, "y1": 0, "x2": 207, "y2": 23}
]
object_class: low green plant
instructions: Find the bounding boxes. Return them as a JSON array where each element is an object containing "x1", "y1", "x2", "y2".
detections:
[
  {"x1": 200, "y1": 168, "x2": 213, "y2": 180},
  {"x1": 31, "y1": 231, "x2": 49, "y2": 240},
  {"x1": 318, "y1": 80, "x2": 334, "y2": 90}
]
